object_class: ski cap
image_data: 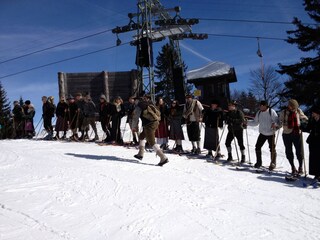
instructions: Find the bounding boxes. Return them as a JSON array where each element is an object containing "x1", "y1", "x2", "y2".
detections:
[
  {"x1": 228, "y1": 100, "x2": 237, "y2": 106},
  {"x1": 260, "y1": 100, "x2": 268, "y2": 106},
  {"x1": 288, "y1": 99, "x2": 299, "y2": 109}
]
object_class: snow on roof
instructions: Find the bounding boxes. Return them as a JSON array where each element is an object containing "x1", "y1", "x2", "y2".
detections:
[{"x1": 186, "y1": 61, "x2": 232, "y2": 80}]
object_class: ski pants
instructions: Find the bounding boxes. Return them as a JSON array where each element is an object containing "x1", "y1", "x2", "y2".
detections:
[
  {"x1": 139, "y1": 121, "x2": 159, "y2": 146},
  {"x1": 282, "y1": 132, "x2": 303, "y2": 167},
  {"x1": 255, "y1": 133, "x2": 276, "y2": 164},
  {"x1": 225, "y1": 129, "x2": 245, "y2": 150}
]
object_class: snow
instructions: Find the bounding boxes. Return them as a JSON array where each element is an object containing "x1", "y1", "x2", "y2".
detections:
[
  {"x1": 1, "y1": 121, "x2": 320, "y2": 240},
  {"x1": 186, "y1": 61, "x2": 232, "y2": 80}
]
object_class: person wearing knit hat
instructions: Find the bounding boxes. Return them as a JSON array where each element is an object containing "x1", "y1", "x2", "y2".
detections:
[
  {"x1": 67, "y1": 94, "x2": 74, "y2": 100},
  {"x1": 305, "y1": 105, "x2": 320, "y2": 180},
  {"x1": 279, "y1": 98, "x2": 308, "y2": 175},
  {"x1": 288, "y1": 99, "x2": 299, "y2": 110}
]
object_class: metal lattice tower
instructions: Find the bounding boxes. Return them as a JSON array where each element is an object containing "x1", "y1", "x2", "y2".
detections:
[{"x1": 112, "y1": 0, "x2": 207, "y2": 102}]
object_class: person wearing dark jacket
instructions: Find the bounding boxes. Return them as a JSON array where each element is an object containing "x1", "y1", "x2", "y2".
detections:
[
  {"x1": 304, "y1": 106, "x2": 320, "y2": 180},
  {"x1": 99, "y1": 94, "x2": 112, "y2": 142},
  {"x1": 132, "y1": 95, "x2": 168, "y2": 166},
  {"x1": 82, "y1": 94, "x2": 99, "y2": 141},
  {"x1": 110, "y1": 96, "x2": 125, "y2": 144},
  {"x1": 42, "y1": 96, "x2": 56, "y2": 140},
  {"x1": 12, "y1": 101, "x2": 25, "y2": 139},
  {"x1": 75, "y1": 93, "x2": 86, "y2": 140},
  {"x1": 168, "y1": 100, "x2": 184, "y2": 152},
  {"x1": 67, "y1": 95, "x2": 78, "y2": 141},
  {"x1": 24, "y1": 100, "x2": 36, "y2": 139},
  {"x1": 224, "y1": 100, "x2": 246, "y2": 162},
  {"x1": 203, "y1": 99, "x2": 224, "y2": 158},
  {"x1": 126, "y1": 96, "x2": 139, "y2": 145},
  {"x1": 55, "y1": 96, "x2": 69, "y2": 139}
]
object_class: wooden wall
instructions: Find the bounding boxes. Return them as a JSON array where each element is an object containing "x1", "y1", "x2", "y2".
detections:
[{"x1": 58, "y1": 70, "x2": 139, "y2": 105}]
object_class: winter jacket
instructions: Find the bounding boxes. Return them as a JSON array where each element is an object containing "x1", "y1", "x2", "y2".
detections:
[
  {"x1": 125, "y1": 102, "x2": 135, "y2": 123},
  {"x1": 83, "y1": 100, "x2": 97, "y2": 118},
  {"x1": 203, "y1": 108, "x2": 224, "y2": 128},
  {"x1": 12, "y1": 105, "x2": 25, "y2": 121},
  {"x1": 305, "y1": 117, "x2": 320, "y2": 145},
  {"x1": 279, "y1": 108, "x2": 308, "y2": 134},
  {"x1": 168, "y1": 105, "x2": 183, "y2": 122},
  {"x1": 99, "y1": 102, "x2": 111, "y2": 122},
  {"x1": 25, "y1": 105, "x2": 36, "y2": 120},
  {"x1": 225, "y1": 109, "x2": 245, "y2": 131},
  {"x1": 55, "y1": 102, "x2": 69, "y2": 118},
  {"x1": 248, "y1": 108, "x2": 278, "y2": 136},
  {"x1": 42, "y1": 101, "x2": 55, "y2": 118}
]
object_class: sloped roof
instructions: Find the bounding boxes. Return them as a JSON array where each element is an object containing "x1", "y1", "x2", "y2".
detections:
[{"x1": 186, "y1": 61, "x2": 236, "y2": 82}]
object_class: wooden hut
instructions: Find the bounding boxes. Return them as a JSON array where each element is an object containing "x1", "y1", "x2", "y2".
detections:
[{"x1": 186, "y1": 62, "x2": 237, "y2": 108}]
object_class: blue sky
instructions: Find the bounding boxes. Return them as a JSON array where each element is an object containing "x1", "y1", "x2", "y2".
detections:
[{"x1": 0, "y1": 0, "x2": 314, "y2": 120}]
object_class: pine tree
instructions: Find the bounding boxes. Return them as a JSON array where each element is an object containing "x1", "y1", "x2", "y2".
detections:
[
  {"x1": 278, "y1": 0, "x2": 320, "y2": 106},
  {"x1": 0, "y1": 81, "x2": 12, "y2": 139},
  {"x1": 154, "y1": 43, "x2": 189, "y2": 101},
  {"x1": 19, "y1": 96, "x2": 24, "y2": 107}
]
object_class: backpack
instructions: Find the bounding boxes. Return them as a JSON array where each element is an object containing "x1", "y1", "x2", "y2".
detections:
[{"x1": 142, "y1": 104, "x2": 161, "y2": 121}]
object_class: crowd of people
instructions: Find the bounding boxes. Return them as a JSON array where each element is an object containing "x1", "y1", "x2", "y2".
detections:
[{"x1": 10, "y1": 93, "x2": 320, "y2": 179}]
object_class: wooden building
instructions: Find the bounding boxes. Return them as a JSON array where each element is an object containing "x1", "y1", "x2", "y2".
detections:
[
  {"x1": 186, "y1": 62, "x2": 237, "y2": 108},
  {"x1": 58, "y1": 70, "x2": 140, "y2": 105}
]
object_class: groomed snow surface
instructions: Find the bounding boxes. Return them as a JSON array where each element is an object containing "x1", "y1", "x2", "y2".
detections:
[{"x1": 1, "y1": 121, "x2": 319, "y2": 240}]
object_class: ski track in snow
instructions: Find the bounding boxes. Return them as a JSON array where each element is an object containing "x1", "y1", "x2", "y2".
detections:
[{"x1": 1, "y1": 126, "x2": 320, "y2": 240}]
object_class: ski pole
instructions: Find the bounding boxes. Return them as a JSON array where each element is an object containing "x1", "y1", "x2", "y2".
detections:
[
  {"x1": 34, "y1": 116, "x2": 43, "y2": 132},
  {"x1": 212, "y1": 124, "x2": 226, "y2": 161},
  {"x1": 300, "y1": 131, "x2": 307, "y2": 178},
  {"x1": 35, "y1": 118, "x2": 43, "y2": 139},
  {"x1": 122, "y1": 121, "x2": 128, "y2": 142},
  {"x1": 245, "y1": 128, "x2": 251, "y2": 164},
  {"x1": 275, "y1": 128, "x2": 280, "y2": 145}
]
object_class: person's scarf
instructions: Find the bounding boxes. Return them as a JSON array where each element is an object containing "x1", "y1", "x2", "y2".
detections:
[
  {"x1": 287, "y1": 111, "x2": 300, "y2": 135},
  {"x1": 183, "y1": 100, "x2": 196, "y2": 118}
]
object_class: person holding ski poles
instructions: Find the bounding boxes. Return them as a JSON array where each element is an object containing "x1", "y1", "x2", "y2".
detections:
[
  {"x1": 279, "y1": 99, "x2": 308, "y2": 175},
  {"x1": 247, "y1": 100, "x2": 279, "y2": 170},
  {"x1": 203, "y1": 99, "x2": 224, "y2": 158},
  {"x1": 224, "y1": 100, "x2": 246, "y2": 162}
]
